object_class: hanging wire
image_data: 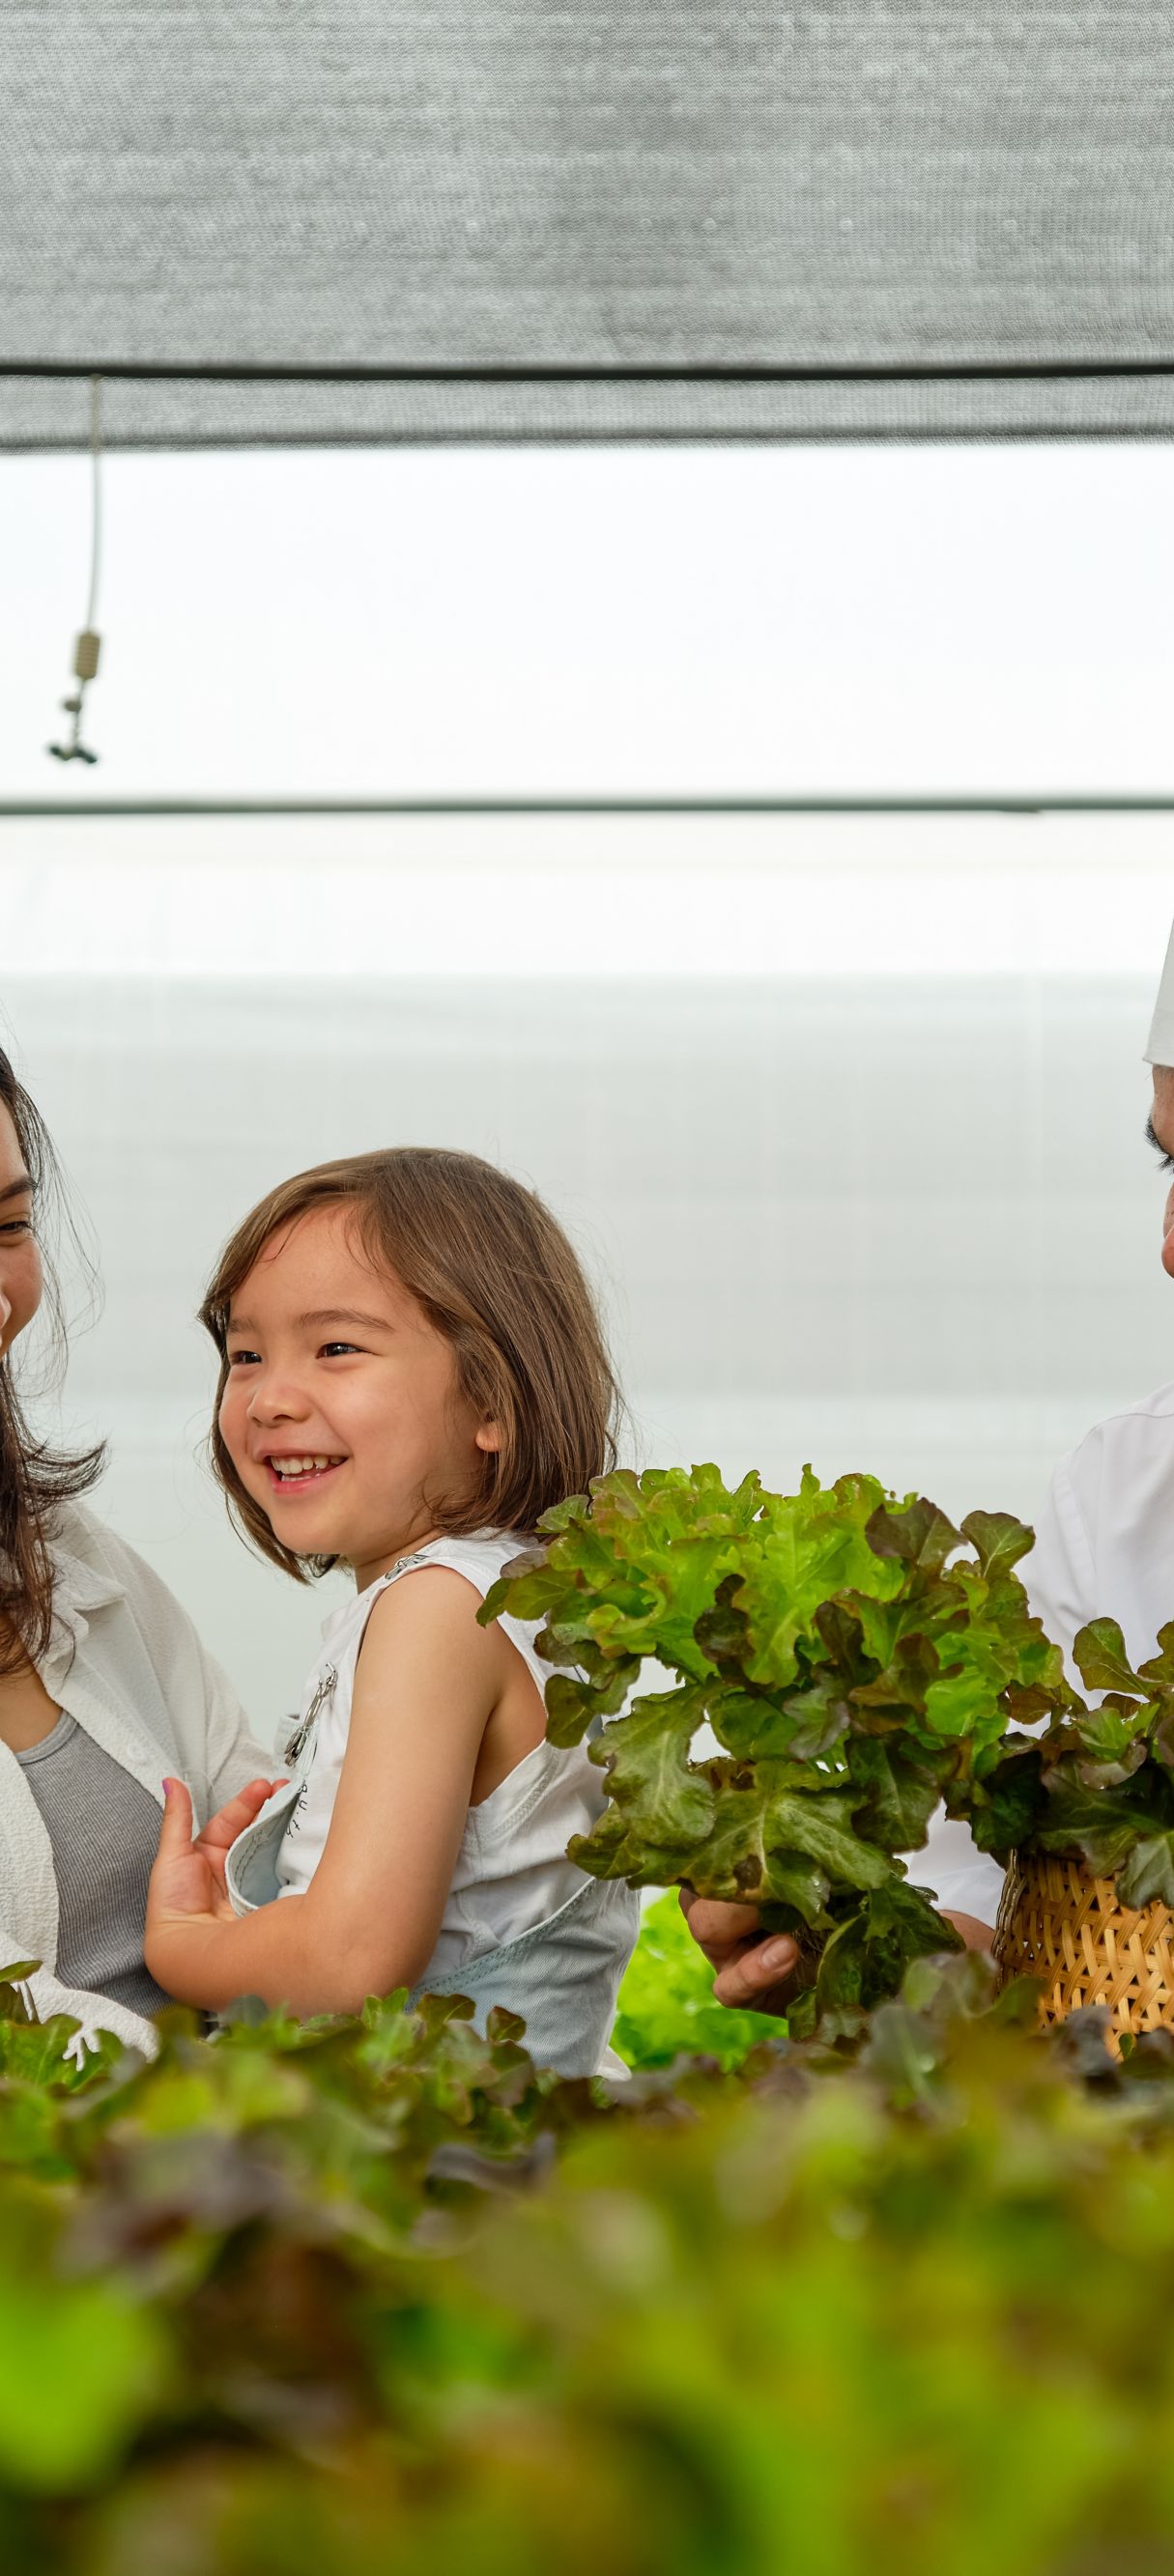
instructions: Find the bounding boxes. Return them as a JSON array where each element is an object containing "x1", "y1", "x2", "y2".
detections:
[
  {"x1": 46, "y1": 374, "x2": 103, "y2": 764},
  {"x1": 84, "y1": 373, "x2": 101, "y2": 633}
]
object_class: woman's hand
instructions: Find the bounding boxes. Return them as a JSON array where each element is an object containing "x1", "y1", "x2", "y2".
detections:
[
  {"x1": 678, "y1": 1889, "x2": 803, "y2": 2013},
  {"x1": 938, "y1": 1911, "x2": 997, "y2": 1953},
  {"x1": 679, "y1": 1888, "x2": 995, "y2": 2015}
]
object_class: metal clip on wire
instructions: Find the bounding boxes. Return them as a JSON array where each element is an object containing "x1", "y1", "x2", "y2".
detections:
[{"x1": 47, "y1": 628, "x2": 101, "y2": 764}]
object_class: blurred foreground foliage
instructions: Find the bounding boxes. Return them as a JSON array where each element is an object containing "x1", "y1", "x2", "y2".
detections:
[{"x1": 7, "y1": 1955, "x2": 1174, "y2": 2574}]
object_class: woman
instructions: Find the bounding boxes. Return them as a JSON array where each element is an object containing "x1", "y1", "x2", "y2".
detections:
[{"x1": 0, "y1": 1046, "x2": 277, "y2": 2060}]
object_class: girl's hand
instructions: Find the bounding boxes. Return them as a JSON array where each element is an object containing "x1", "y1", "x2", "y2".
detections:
[
  {"x1": 192, "y1": 1775, "x2": 287, "y2": 1891},
  {"x1": 149, "y1": 1777, "x2": 234, "y2": 1926},
  {"x1": 145, "y1": 1778, "x2": 242, "y2": 1996}
]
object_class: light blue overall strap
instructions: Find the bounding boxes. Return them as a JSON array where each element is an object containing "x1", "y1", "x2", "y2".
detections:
[{"x1": 406, "y1": 1871, "x2": 641, "y2": 2078}]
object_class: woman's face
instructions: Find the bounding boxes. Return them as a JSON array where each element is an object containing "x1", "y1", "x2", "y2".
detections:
[{"x1": 0, "y1": 1103, "x2": 42, "y2": 1361}]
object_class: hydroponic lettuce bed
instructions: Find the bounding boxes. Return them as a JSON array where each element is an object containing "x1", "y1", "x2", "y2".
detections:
[{"x1": 4, "y1": 1949, "x2": 1174, "y2": 2576}]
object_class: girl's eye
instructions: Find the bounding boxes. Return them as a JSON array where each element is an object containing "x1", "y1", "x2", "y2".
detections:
[
  {"x1": 227, "y1": 1349, "x2": 261, "y2": 1369},
  {"x1": 0, "y1": 1220, "x2": 32, "y2": 1236},
  {"x1": 321, "y1": 1342, "x2": 360, "y2": 1358}
]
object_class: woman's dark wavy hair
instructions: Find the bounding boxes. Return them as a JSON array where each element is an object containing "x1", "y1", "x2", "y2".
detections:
[{"x1": 0, "y1": 1050, "x2": 105, "y2": 1674}]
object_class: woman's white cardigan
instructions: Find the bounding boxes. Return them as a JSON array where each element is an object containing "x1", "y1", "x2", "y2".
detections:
[{"x1": 0, "y1": 1500, "x2": 268, "y2": 2061}]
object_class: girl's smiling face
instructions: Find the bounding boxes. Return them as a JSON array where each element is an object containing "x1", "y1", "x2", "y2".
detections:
[{"x1": 219, "y1": 1203, "x2": 501, "y2": 1590}]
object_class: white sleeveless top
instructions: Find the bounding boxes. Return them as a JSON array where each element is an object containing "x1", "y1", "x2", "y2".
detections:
[{"x1": 272, "y1": 1529, "x2": 608, "y2": 1981}]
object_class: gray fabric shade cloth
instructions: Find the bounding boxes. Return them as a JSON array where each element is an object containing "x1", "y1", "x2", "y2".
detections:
[{"x1": 5, "y1": 1, "x2": 1174, "y2": 450}]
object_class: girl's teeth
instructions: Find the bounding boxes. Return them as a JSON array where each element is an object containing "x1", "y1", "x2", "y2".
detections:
[{"x1": 272, "y1": 1457, "x2": 341, "y2": 1478}]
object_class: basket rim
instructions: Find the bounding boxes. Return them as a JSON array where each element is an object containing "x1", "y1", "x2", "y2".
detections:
[{"x1": 996, "y1": 1844, "x2": 1174, "y2": 1935}]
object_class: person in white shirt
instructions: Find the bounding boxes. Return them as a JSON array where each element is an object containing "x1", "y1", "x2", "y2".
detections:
[
  {"x1": 684, "y1": 920, "x2": 1174, "y2": 2012},
  {"x1": 0, "y1": 1048, "x2": 277, "y2": 2060}
]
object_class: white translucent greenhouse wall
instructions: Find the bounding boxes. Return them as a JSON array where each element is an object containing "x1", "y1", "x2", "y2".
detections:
[{"x1": 3, "y1": 808, "x2": 1173, "y2": 1745}]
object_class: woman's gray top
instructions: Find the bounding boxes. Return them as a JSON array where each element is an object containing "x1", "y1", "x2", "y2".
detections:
[{"x1": 15, "y1": 1714, "x2": 170, "y2": 2022}]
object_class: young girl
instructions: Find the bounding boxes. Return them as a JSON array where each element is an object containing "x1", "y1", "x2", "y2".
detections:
[{"x1": 144, "y1": 1147, "x2": 641, "y2": 2077}]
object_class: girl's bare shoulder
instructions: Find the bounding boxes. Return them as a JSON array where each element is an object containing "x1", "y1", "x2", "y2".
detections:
[{"x1": 357, "y1": 1560, "x2": 508, "y2": 1680}]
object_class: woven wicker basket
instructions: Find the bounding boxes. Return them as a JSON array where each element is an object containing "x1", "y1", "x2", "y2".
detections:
[{"x1": 993, "y1": 1848, "x2": 1174, "y2": 2055}]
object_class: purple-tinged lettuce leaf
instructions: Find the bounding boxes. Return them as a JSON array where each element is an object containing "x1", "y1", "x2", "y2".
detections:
[
  {"x1": 1116, "y1": 1831, "x2": 1174, "y2": 1911},
  {"x1": 845, "y1": 1738, "x2": 947, "y2": 1852},
  {"x1": 958, "y1": 1510, "x2": 1036, "y2": 1581},
  {"x1": 693, "y1": 1798, "x2": 836, "y2": 1922},
  {"x1": 1069, "y1": 1695, "x2": 1151, "y2": 1790},
  {"x1": 865, "y1": 1496, "x2": 961, "y2": 1574},
  {"x1": 845, "y1": 1629, "x2": 942, "y2": 1729},
  {"x1": 567, "y1": 1799, "x2": 685, "y2": 1890},
  {"x1": 961, "y1": 1738, "x2": 1046, "y2": 1858},
  {"x1": 798, "y1": 1881, "x2": 964, "y2": 2030},
  {"x1": 586, "y1": 1684, "x2": 716, "y2": 1850},
  {"x1": 705, "y1": 1680, "x2": 821, "y2": 1763},
  {"x1": 1034, "y1": 1782, "x2": 1161, "y2": 1880},
  {"x1": 1072, "y1": 1618, "x2": 1147, "y2": 1700},
  {"x1": 1001, "y1": 1678, "x2": 1069, "y2": 1726},
  {"x1": 1136, "y1": 1620, "x2": 1174, "y2": 1688},
  {"x1": 542, "y1": 1653, "x2": 641, "y2": 1745}
]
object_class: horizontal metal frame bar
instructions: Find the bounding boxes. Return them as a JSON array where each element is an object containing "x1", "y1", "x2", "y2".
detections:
[
  {"x1": 6, "y1": 360, "x2": 1174, "y2": 384},
  {"x1": 5, "y1": 799, "x2": 1174, "y2": 818}
]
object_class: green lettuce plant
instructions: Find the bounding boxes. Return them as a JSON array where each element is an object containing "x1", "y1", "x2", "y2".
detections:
[
  {"x1": 482, "y1": 1464, "x2": 1065, "y2": 2030},
  {"x1": 612, "y1": 1889, "x2": 787, "y2": 2070},
  {"x1": 971, "y1": 1616, "x2": 1174, "y2": 1906}
]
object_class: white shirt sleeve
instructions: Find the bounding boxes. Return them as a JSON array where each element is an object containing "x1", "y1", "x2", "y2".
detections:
[
  {"x1": 85, "y1": 1517, "x2": 273, "y2": 1815},
  {"x1": 1018, "y1": 1452, "x2": 1100, "y2": 1688},
  {"x1": 195, "y1": 1640, "x2": 275, "y2": 1815}
]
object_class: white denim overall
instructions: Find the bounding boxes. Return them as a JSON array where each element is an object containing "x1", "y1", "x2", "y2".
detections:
[{"x1": 223, "y1": 1532, "x2": 640, "y2": 2078}]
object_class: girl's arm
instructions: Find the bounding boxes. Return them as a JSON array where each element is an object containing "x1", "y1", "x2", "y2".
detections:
[{"x1": 145, "y1": 1570, "x2": 507, "y2": 2016}]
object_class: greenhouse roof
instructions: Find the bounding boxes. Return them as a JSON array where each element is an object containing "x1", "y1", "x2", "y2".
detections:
[{"x1": 4, "y1": 1, "x2": 1174, "y2": 448}]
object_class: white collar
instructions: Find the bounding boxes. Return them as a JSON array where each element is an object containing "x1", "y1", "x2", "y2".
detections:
[{"x1": 40, "y1": 1514, "x2": 126, "y2": 1671}]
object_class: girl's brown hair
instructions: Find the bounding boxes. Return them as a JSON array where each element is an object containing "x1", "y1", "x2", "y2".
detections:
[
  {"x1": 199, "y1": 1146, "x2": 621, "y2": 1581},
  {"x1": 0, "y1": 1049, "x2": 106, "y2": 1675}
]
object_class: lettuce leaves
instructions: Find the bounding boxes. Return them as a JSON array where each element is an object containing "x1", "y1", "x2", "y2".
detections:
[
  {"x1": 483, "y1": 1465, "x2": 1064, "y2": 2021},
  {"x1": 971, "y1": 1616, "x2": 1174, "y2": 1902}
]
